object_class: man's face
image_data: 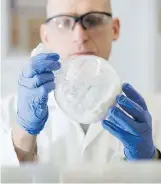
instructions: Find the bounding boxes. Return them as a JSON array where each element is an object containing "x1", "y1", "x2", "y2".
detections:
[{"x1": 40, "y1": 0, "x2": 120, "y2": 60}]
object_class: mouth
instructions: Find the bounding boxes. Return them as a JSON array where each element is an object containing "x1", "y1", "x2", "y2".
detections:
[{"x1": 70, "y1": 52, "x2": 96, "y2": 56}]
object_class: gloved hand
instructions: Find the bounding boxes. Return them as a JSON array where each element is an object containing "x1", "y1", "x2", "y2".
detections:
[
  {"x1": 17, "y1": 53, "x2": 60, "y2": 135},
  {"x1": 102, "y1": 83, "x2": 156, "y2": 160}
]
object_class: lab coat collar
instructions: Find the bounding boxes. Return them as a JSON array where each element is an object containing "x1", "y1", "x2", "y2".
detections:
[
  {"x1": 48, "y1": 93, "x2": 104, "y2": 152},
  {"x1": 81, "y1": 122, "x2": 104, "y2": 153},
  {"x1": 68, "y1": 120, "x2": 104, "y2": 153}
]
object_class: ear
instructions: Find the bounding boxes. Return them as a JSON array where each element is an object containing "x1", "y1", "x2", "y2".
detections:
[
  {"x1": 40, "y1": 24, "x2": 49, "y2": 45},
  {"x1": 112, "y1": 18, "x2": 120, "y2": 41}
]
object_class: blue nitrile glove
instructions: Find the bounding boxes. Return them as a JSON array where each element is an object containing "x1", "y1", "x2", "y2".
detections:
[
  {"x1": 102, "y1": 83, "x2": 156, "y2": 160},
  {"x1": 17, "y1": 53, "x2": 60, "y2": 135}
]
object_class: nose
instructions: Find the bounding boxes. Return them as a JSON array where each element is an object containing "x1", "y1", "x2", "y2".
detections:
[{"x1": 72, "y1": 23, "x2": 89, "y2": 44}]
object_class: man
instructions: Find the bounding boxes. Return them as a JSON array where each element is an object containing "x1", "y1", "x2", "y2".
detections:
[{"x1": 1, "y1": 0, "x2": 161, "y2": 166}]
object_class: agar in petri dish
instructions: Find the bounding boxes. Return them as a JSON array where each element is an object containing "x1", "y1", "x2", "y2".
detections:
[{"x1": 31, "y1": 44, "x2": 122, "y2": 124}]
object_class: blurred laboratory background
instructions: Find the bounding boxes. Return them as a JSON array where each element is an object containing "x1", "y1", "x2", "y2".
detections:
[{"x1": 1, "y1": 0, "x2": 161, "y2": 98}]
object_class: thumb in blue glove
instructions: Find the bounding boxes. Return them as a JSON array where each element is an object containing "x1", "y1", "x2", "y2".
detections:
[{"x1": 102, "y1": 83, "x2": 156, "y2": 160}]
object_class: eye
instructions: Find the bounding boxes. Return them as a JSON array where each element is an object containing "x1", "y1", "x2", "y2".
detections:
[
  {"x1": 83, "y1": 13, "x2": 110, "y2": 28},
  {"x1": 53, "y1": 16, "x2": 73, "y2": 29}
]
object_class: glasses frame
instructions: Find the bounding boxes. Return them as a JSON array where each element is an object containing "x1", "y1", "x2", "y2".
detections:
[{"x1": 45, "y1": 11, "x2": 113, "y2": 30}]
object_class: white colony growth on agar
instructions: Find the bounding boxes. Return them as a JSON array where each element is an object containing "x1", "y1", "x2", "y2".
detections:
[
  {"x1": 31, "y1": 44, "x2": 122, "y2": 124},
  {"x1": 55, "y1": 55, "x2": 122, "y2": 124}
]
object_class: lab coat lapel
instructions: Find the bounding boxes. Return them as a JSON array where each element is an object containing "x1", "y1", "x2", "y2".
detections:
[
  {"x1": 81, "y1": 122, "x2": 104, "y2": 153},
  {"x1": 48, "y1": 94, "x2": 104, "y2": 152}
]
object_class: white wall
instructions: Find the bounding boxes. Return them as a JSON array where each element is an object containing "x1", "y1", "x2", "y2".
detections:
[
  {"x1": 1, "y1": 54, "x2": 30, "y2": 98},
  {"x1": 1, "y1": 0, "x2": 161, "y2": 98},
  {"x1": 1, "y1": 0, "x2": 11, "y2": 59},
  {"x1": 110, "y1": 0, "x2": 158, "y2": 93},
  {"x1": 155, "y1": 0, "x2": 161, "y2": 92}
]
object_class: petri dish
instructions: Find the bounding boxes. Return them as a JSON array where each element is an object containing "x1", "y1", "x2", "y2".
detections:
[
  {"x1": 54, "y1": 55, "x2": 122, "y2": 124},
  {"x1": 31, "y1": 44, "x2": 122, "y2": 124}
]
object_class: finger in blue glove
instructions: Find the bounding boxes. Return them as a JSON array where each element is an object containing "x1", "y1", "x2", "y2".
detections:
[
  {"x1": 17, "y1": 53, "x2": 60, "y2": 135},
  {"x1": 102, "y1": 83, "x2": 156, "y2": 160}
]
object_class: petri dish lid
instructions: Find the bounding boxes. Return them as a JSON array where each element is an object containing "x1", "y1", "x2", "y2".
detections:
[
  {"x1": 54, "y1": 55, "x2": 122, "y2": 124},
  {"x1": 31, "y1": 44, "x2": 122, "y2": 124}
]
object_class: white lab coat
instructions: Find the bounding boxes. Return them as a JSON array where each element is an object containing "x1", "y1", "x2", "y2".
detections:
[{"x1": 1, "y1": 93, "x2": 161, "y2": 166}]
